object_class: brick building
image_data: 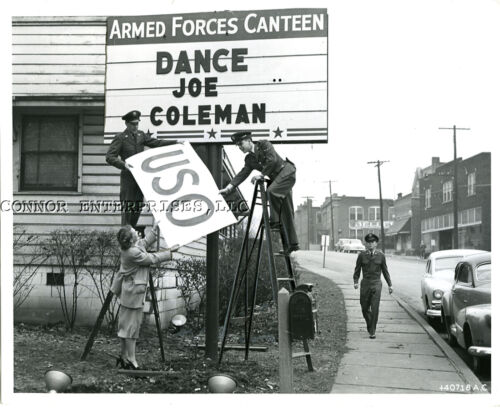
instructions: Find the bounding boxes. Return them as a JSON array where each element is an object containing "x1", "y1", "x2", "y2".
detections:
[{"x1": 419, "y1": 152, "x2": 491, "y2": 252}]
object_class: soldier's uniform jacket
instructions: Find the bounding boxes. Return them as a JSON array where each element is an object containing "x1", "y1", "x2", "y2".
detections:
[
  {"x1": 353, "y1": 249, "x2": 392, "y2": 286},
  {"x1": 106, "y1": 129, "x2": 175, "y2": 171},
  {"x1": 229, "y1": 140, "x2": 292, "y2": 187}
]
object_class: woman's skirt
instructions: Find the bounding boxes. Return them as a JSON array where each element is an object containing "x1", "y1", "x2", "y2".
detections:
[{"x1": 117, "y1": 306, "x2": 143, "y2": 339}]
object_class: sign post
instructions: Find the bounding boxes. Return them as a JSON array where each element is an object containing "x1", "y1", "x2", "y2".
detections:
[{"x1": 321, "y1": 234, "x2": 329, "y2": 268}]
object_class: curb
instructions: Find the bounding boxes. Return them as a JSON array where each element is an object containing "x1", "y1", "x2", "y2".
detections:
[{"x1": 391, "y1": 292, "x2": 487, "y2": 394}]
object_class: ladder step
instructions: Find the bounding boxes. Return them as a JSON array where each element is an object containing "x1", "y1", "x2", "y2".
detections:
[{"x1": 292, "y1": 352, "x2": 311, "y2": 359}]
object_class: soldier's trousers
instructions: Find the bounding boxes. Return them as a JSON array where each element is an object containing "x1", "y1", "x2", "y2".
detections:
[
  {"x1": 360, "y1": 279, "x2": 382, "y2": 336},
  {"x1": 267, "y1": 162, "x2": 298, "y2": 247},
  {"x1": 120, "y1": 171, "x2": 144, "y2": 228}
]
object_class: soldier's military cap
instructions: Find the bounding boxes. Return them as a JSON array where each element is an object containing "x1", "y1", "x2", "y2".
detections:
[
  {"x1": 231, "y1": 131, "x2": 252, "y2": 144},
  {"x1": 122, "y1": 110, "x2": 141, "y2": 123},
  {"x1": 364, "y1": 233, "x2": 379, "y2": 242}
]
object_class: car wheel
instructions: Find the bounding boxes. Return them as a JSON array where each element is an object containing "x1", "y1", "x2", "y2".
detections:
[
  {"x1": 443, "y1": 312, "x2": 457, "y2": 346},
  {"x1": 472, "y1": 356, "x2": 490, "y2": 375}
]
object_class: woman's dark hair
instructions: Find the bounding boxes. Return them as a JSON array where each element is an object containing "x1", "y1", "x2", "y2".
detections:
[{"x1": 117, "y1": 226, "x2": 134, "y2": 250}]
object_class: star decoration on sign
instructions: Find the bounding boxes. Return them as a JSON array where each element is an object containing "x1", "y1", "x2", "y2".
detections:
[
  {"x1": 207, "y1": 128, "x2": 217, "y2": 139},
  {"x1": 146, "y1": 129, "x2": 155, "y2": 139},
  {"x1": 273, "y1": 127, "x2": 284, "y2": 138}
]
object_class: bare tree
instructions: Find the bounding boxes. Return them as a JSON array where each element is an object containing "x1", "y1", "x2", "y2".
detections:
[
  {"x1": 13, "y1": 227, "x2": 50, "y2": 310},
  {"x1": 46, "y1": 230, "x2": 92, "y2": 331},
  {"x1": 84, "y1": 230, "x2": 121, "y2": 329}
]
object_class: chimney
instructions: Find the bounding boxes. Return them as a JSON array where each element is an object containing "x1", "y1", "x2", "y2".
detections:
[
  {"x1": 397, "y1": 193, "x2": 402, "y2": 199},
  {"x1": 432, "y1": 157, "x2": 440, "y2": 167}
]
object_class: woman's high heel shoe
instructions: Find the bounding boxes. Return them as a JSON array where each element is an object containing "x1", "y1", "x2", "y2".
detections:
[
  {"x1": 115, "y1": 356, "x2": 127, "y2": 369},
  {"x1": 125, "y1": 359, "x2": 139, "y2": 370}
]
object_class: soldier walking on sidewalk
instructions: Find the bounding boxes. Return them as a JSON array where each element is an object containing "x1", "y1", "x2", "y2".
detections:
[{"x1": 353, "y1": 233, "x2": 393, "y2": 339}]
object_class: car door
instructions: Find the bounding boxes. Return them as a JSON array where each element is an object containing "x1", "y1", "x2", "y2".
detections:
[{"x1": 451, "y1": 263, "x2": 473, "y2": 331}]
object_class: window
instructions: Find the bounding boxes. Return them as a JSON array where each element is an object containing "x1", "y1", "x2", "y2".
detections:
[
  {"x1": 47, "y1": 272, "x2": 64, "y2": 286},
  {"x1": 456, "y1": 264, "x2": 472, "y2": 285},
  {"x1": 21, "y1": 115, "x2": 79, "y2": 191},
  {"x1": 467, "y1": 172, "x2": 476, "y2": 196},
  {"x1": 316, "y1": 213, "x2": 322, "y2": 223},
  {"x1": 349, "y1": 206, "x2": 363, "y2": 220},
  {"x1": 475, "y1": 263, "x2": 491, "y2": 284},
  {"x1": 443, "y1": 181, "x2": 453, "y2": 203},
  {"x1": 425, "y1": 187, "x2": 431, "y2": 208},
  {"x1": 368, "y1": 206, "x2": 380, "y2": 221}
]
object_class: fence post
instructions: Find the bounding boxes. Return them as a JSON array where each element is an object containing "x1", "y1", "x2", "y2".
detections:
[{"x1": 278, "y1": 288, "x2": 292, "y2": 392}]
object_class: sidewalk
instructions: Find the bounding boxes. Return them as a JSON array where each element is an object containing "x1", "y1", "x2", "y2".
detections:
[{"x1": 295, "y1": 256, "x2": 486, "y2": 394}]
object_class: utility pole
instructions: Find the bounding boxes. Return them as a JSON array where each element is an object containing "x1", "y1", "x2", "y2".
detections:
[
  {"x1": 328, "y1": 180, "x2": 337, "y2": 250},
  {"x1": 438, "y1": 125, "x2": 470, "y2": 249},
  {"x1": 367, "y1": 160, "x2": 389, "y2": 252},
  {"x1": 302, "y1": 196, "x2": 314, "y2": 250}
]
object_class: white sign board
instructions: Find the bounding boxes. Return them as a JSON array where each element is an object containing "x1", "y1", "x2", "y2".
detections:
[
  {"x1": 321, "y1": 234, "x2": 330, "y2": 247},
  {"x1": 104, "y1": 9, "x2": 328, "y2": 144},
  {"x1": 126, "y1": 143, "x2": 237, "y2": 247}
]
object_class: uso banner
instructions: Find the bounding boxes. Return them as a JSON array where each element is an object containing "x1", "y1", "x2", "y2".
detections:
[
  {"x1": 104, "y1": 9, "x2": 328, "y2": 144},
  {"x1": 126, "y1": 143, "x2": 237, "y2": 247}
]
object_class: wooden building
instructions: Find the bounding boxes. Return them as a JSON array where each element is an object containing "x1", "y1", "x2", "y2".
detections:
[{"x1": 12, "y1": 16, "x2": 241, "y2": 326}]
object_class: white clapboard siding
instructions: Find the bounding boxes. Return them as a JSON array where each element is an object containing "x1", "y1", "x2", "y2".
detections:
[
  {"x1": 82, "y1": 165, "x2": 119, "y2": 175},
  {"x1": 12, "y1": 19, "x2": 107, "y2": 97},
  {"x1": 13, "y1": 54, "x2": 106, "y2": 65},
  {"x1": 12, "y1": 34, "x2": 105, "y2": 45},
  {"x1": 13, "y1": 74, "x2": 105, "y2": 85},
  {"x1": 13, "y1": 65, "x2": 105, "y2": 75},
  {"x1": 13, "y1": 44, "x2": 105, "y2": 55}
]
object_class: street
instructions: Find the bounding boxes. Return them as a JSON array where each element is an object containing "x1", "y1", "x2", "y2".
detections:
[{"x1": 295, "y1": 250, "x2": 491, "y2": 391}]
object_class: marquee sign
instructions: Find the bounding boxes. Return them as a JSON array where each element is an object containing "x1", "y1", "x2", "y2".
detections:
[
  {"x1": 126, "y1": 143, "x2": 237, "y2": 247},
  {"x1": 104, "y1": 9, "x2": 328, "y2": 144}
]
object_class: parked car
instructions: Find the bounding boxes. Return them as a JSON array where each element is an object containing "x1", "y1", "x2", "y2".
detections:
[
  {"x1": 441, "y1": 252, "x2": 491, "y2": 373},
  {"x1": 334, "y1": 238, "x2": 350, "y2": 252},
  {"x1": 334, "y1": 238, "x2": 365, "y2": 253},
  {"x1": 420, "y1": 249, "x2": 486, "y2": 322},
  {"x1": 342, "y1": 239, "x2": 365, "y2": 253}
]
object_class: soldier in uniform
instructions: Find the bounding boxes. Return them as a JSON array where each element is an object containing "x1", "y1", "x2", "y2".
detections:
[
  {"x1": 219, "y1": 131, "x2": 299, "y2": 254},
  {"x1": 353, "y1": 233, "x2": 393, "y2": 339},
  {"x1": 106, "y1": 110, "x2": 176, "y2": 228}
]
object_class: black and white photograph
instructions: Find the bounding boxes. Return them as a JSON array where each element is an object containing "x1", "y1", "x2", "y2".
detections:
[{"x1": 1, "y1": 0, "x2": 499, "y2": 414}]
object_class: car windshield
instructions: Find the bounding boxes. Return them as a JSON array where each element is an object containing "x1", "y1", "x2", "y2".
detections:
[
  {"x1": 434, "y1": 256, "x2": 462, "y2": 271},
  {"x1": 476, "y1": 263, "x2": 491, "y2": 283}
]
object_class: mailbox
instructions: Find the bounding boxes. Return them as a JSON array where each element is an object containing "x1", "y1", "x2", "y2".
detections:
[{"x1": 289, "y1": 283, "x2": 317, "y2": 341}]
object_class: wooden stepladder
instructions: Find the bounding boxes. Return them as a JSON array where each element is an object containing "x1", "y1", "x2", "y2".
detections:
[{"x1": 218, "y1": 180, "x2": 313, "y2": 371}]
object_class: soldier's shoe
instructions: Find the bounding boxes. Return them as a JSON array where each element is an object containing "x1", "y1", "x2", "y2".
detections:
[{"x1": 369, "y1": 334, "x2": 376, "y2": 339}]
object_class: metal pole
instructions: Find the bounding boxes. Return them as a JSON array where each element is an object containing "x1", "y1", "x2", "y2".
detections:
[
  {"x1": 377, "y1": 163, "x2": 386, "y2": 252},
  {"x1": 452, "y1": 126, "x2": 459, "y2": 249},
  {"x1": 438, "y1": 125, "x2": 470, "y2": 249},
  {"x1": 329, "y1": 181, "x2": 335, "y2": 249},
  {"x1": 206, "y1": 144, "x2": 221, "y2": 360}
]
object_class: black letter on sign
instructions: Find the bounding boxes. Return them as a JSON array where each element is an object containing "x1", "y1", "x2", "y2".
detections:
[
  {"x1": 157, "y1": 52, "x2": 173, "y2": 74},
  {"x1": 166, "y1": 194, "x2": 214, "y2": 226},
  {"x1": 141, "y1": 150, "x2": 188, "y2": 173},
  {"x1": 150, "y1": 106, "x2": 163, "y2": 126},
  {"x1": 152, "y1": 169, "x2": 199, "y2": 195}
]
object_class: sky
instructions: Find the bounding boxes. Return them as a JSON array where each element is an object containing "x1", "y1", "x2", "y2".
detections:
[
  {"x1": 2, "y1": 0, "x2": 500, "y2": 412},
  {"x1": 223, "y1": 0, "x2": 500, "y2": 207}
]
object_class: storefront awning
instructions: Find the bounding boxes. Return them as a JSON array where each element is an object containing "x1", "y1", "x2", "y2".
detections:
[{"x1": 386, "y1": 217, "x2": 411, "y2": 236}]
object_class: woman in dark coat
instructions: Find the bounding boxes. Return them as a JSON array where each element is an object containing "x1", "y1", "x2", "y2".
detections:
[{"x1": 111, "y1": 223, "x2": 178, "y2": 369}]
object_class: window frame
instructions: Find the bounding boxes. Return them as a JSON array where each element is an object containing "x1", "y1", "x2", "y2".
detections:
[
  {"x1": 467, "y1": 171, "x2": 476, "y2": 196},
  {"x1": 442, "y1": 180, "x2": 453, "y2": 204},
  {"x1": 14, "y1": 109, "x2": 83, "y2": 194}
]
